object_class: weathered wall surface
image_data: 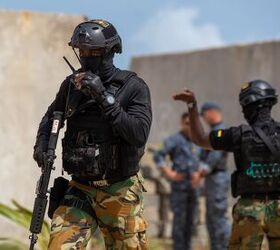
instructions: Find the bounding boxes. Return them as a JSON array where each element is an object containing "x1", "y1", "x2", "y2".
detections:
[
  {"x1": 130, "y1": 41, "x2": 280, "y2": 143},
  {"x1": 0, "y1": 10, "x2": 85, "y2": 238},
  {"x1": 131, "y1": 42, "x2": 280, "y2": 240}
]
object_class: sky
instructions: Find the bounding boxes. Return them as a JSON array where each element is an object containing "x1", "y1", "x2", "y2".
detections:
[{"x1": 1, "y1": 0, "x2": 280, "y2": 68}]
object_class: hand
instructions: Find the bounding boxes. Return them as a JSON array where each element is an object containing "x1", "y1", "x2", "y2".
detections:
[
  {"x1": 77, "y1": 72, "x2": 105, "y2": 101},
  {"x1": 73, "y1": 72, "x2": 86, "y2": 89},
  {"x1": 33, "y1": 140, "x2": 48, "y2": 167},
  {"x1": 170, "y1": 171, "x2": 185, "y2": 182},
  {"x1": 173, "y1": 88, "x2": 196, "y2": 104},
  {"x1": 163, "y1": 168, "x2": 185, "y2": 182},
  {"x1": 191, "y1": 171, "x2": 203, "y2": 188}
]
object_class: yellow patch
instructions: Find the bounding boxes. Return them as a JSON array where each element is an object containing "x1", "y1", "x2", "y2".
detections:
[
  {"x1": 93, "y1": 19, "x2": 110, "y2": 28},
  {"x1": 217, "y1": 130, "x2": 223, "y2": 138},
  {"x1": 241, "y1": 82, "x2": 249, "y2": 90}
]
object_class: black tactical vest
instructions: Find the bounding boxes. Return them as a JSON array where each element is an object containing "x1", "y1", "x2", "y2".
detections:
[
  {"x1": 232, "y1": 121, "x2": 280, "y2": 196},
  {"x1": 61, "y1": 70, "x2": 142, "y2": 180}
]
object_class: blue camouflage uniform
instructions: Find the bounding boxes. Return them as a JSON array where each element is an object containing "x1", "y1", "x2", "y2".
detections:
[
  {"x1": 154, "y1": 132, "x2": 200, "y2": 250},
  {"x1": 200, "y1": 122, "x2": 230, "y2": 250}
]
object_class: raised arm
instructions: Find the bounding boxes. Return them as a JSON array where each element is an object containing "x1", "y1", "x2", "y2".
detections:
[
  {"x1": 173, "y1": 89, "x2": 213, "y2": 149},
  {"x1": 78, "y1": 72, "x2": 152, "y2": 147}
]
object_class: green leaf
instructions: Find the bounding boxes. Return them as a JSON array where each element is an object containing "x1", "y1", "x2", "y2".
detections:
[
  {"x1": 0, "y1": 203, "x2": 31, "y2": 229},
  {"x1": 0, "y1": 200, "x2": 50, "y2": 250},
  {"x1": 0, "y1": 237, "x2": 28, "y2": 250}
]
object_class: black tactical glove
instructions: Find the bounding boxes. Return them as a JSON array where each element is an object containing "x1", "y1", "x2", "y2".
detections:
[
  {"x1": 79, "y1": 71, "x2": 106, "y2": 103},
  {"x1": 33, "y1": 138, "x2": 48, "y2": 167}
]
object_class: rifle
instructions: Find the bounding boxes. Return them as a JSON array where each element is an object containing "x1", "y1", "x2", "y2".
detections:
[{"x1": 29, "y1": 111, "x2": 64, "y2": 250}]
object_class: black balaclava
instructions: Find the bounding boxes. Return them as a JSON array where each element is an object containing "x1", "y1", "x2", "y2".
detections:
[
  {"x1": 80, "y1": 51, "x2": 118, "y2": 82},
  {"x1": 80, "y1": 56, "x2": 102, "y2": 73},
  {"x1": 242, "y1": 101, "x2": 272, "y2": 125}
]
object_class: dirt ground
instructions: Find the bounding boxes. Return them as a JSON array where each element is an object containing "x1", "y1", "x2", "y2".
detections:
[{"x1": 87, "y1": 228, "x2": 269, "y2": 250}]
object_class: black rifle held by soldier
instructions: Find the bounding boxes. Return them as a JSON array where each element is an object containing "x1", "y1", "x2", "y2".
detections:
[{"x1": 29, "y1": 111, "x2": 63, "y2": 250}]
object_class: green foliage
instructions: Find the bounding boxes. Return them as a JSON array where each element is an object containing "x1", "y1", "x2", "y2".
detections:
[
  {"x1": 0, "y1": 238, "x2": 28, "y2": 250},
  {"x1": 0, "y1": 200, "x2": 50, "y2": 250}
]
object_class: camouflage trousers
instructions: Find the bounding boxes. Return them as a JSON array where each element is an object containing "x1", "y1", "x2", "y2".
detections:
[
  {"x1": 48, "y1": 174, "x2": 148, "y2": 250},
  {"x1": 229, "y1": 198, "x2": 280, "y2": 250}
]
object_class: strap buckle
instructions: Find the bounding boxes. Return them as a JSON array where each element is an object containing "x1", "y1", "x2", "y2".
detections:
[{"x1": 71, "y1": 199, "x2": 84, "y2": 209}]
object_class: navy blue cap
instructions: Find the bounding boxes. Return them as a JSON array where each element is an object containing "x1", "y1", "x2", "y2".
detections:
[{"x1": 200, "y1": 101, "x2": 221, "y2": 114}]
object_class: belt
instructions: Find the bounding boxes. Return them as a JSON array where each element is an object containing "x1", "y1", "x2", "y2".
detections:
[
  {"x1": 72, "y1": 174, "x2": 135, "y2": 187},
  {"x1": 241, "y1": 193, "x2": 280, "y2": 200}
]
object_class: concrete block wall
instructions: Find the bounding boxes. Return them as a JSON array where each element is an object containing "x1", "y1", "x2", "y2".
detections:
[{"x1": 130, "y1": 41, "x2": 280, "y2": 143}]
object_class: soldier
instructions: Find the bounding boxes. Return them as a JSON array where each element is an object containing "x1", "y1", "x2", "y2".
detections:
[
  {"x1": 153, "y1": 112, "x2": 200, "y2": 250},
  {"x1": 192, "y1": 102, "x2": 230, "y2": 250},
  {"x1": 174, "y1": 81, "x2": 280, "y2": 250},
  {"x1": 33, "y1": 19, "x2": 152, "y2": 249}
]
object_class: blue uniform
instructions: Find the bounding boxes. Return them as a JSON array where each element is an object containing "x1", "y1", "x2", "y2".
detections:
[
  {"x1": 154, "y1": 132, "x2": 200, "y2": 250},
  {"x1": 200, "y1": 123, "x2": 230, "y2": 250}
]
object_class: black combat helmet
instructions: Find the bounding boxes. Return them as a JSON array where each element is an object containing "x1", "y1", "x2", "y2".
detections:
[
  {"x1": 69, "y1": 19, "x2": 122, "y2": 54},
  {"x1": 239, "y1": 80, "x2": 278, "y2": 107}
]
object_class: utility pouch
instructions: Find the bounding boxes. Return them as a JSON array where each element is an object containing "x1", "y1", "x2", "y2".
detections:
[
  {"x1": 48, "y1": 177, "x2": 69, "y2": 219},
  {"x1": 233, "y1": 172, "x2": 280, "y2": 197},
  {"x1": 62, "y1": 136, "x2": 101, "y2": 176}
]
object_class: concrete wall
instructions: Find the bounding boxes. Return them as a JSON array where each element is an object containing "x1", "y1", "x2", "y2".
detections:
[
  {"x1": 131, "y1": 42, "x2": 280, "y2": 240},
  {"x1": 130, "y1": 41, "x2": 280, "y2": 143},
  {"x1": 0, "y1": 10, "x2": 85, "y2": 238}
]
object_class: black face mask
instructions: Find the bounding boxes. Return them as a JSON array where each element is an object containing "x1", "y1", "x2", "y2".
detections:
[
  {"x1": 242, "y1": 103, "x2": 272, "y2": 125},
  {"x1": 243, "y1": 106, "x2": 258, "y2": 124},
  {"x1": 80, "y1": 56, "x2": 102, "y2": 73}
]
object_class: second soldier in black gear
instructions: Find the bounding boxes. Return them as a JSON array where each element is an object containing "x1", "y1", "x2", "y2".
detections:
[
  {"x1": 173, "y1": 80, "x2": 280, "y2": 249},
  {"x1": 33, "y1": 19, "x2": 152, "y2": 249}
]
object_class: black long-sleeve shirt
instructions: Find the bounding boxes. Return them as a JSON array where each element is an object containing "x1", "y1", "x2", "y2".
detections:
[{"x1": 35, "y1": 70, "x2": 152, "y2": 148}]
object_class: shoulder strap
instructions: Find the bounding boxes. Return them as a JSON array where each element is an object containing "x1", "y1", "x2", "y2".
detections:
[
  {"x1": 63, "y1": 77, "x2": 74, "y2": 119},
  {"x1": 106, "y1": 70, "x2": 137, "y2": 97},
  {"x1": 113, "y1": 70, "x2": 137, "y2": 85},
  {"x1": 66, "y1": 90, "x2": 85, "y2": 118},
  {"x1": 253, "y1": 125, "x2": 279, "y2": 157}
]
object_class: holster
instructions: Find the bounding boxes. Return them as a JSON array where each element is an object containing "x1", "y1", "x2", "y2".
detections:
[
  {"x1": 231, "y1": 171, "x2": 280, "y2": 198},
  {"x1": 48, "y1": 177, "x2": 69, "y2": 219}
]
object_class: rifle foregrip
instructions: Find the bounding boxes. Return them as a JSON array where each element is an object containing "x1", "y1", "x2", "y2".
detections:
[{"x1": 29, "y1": 195, "x2": 48, "y2": 234}]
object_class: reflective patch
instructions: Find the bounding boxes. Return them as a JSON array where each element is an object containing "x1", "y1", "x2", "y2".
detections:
[
  {"x1": 241, "y1": 82, "x2": 249, "y2": 90},
  {"x1": 217, "y1": 129, "x2": 224, "y2": 138},
  {"x1": 51, "y1": 119, "x2": 59, "y2": 134},
  {"x1": 246, "y1": 161, "x2": 280, "y2": 178},
  {"x1": 93, "y1": 19, "x2": 110, "y2": 28}
]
